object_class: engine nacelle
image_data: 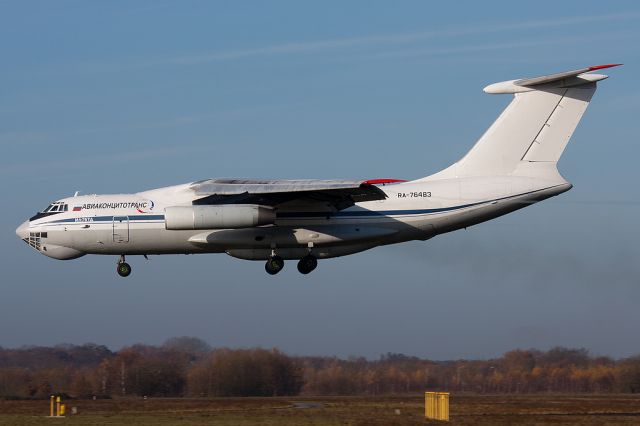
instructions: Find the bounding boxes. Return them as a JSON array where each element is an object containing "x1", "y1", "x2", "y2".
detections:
[{"x1": 165, "y1": 205, "x2": 275, "y2": 230}]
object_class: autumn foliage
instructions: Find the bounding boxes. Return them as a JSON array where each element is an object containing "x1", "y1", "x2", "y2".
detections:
[{"x1": 0, "y1": 338, "x2": 639, "y2": 399}]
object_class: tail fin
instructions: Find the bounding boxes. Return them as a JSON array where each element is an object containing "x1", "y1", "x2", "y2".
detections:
[{"x1": 430, "y1": 64, "x2": 620, "y2": 178}]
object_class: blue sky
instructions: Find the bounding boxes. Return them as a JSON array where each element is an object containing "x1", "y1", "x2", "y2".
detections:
[{"x1": 1, "y1": 1, "x2": 639, "y2": 359}]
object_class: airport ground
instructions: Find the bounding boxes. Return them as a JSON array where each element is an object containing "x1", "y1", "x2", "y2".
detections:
[{"x1": 1, "y1": 394, "x2": 640, "y2": 425}]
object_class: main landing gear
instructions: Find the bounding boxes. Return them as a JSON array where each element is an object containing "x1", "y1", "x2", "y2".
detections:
[
  {"x1": 297, "y1": 255, "x2": 318, "y2": 275},
  {"x1": 117, "y1": 255, "x2": 132, "y2": 277},
  {"x1": 265, "y1": 255, "x2": 284, "y2": 275},
  {"x1": 264, "y1": 252, "x2": 318, "y2": 275}
]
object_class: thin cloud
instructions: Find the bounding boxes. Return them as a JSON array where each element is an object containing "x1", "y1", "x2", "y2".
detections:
[
  {"x1": 0, "y1": 102, "x2": 301, "y2": 147},
  {"x1": 359, "y1": 31, "x2": 637, "y2": 61},
  {"x1": 66, "y1": 11, "x2": 640, "y2": 74},
  {"x1": 0, "y1": 146, "x2": 200, "y2": 177},
  {"x1": 169, "y1": 12, "x2": 640, "y2": 65}
]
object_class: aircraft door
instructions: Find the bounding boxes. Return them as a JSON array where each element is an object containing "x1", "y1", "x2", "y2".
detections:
[{"x1": 113, "y1": 216, "x2": 129, "y2": 243}]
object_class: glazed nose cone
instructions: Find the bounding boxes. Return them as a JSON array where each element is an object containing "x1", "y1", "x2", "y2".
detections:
[{"x1": 16, "y1": 221, "x2": 29, "y2": 240}]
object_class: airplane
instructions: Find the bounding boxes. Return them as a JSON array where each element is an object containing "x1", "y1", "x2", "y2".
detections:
[{"x1": 16, "y1": 64, "x2": 620, "y2": 277}]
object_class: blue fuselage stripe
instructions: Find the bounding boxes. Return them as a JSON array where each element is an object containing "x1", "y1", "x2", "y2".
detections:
[
  {"x1": 277, "y1": 184, "x2": 561, "y2": 219},
  {"x1": 49, "y1": 215, "x2": 166, "y2": 224},
  {"x1": 35, "y1": 185, "x2": 562, "y2": 225}
]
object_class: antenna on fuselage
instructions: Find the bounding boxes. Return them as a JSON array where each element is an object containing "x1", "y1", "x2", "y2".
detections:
[{"x1": 73, "y1": 191, "x2": 80, "y2": 197}]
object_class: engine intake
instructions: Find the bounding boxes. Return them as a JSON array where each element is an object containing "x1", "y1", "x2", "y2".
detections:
[{"x1": 165, "y1": 205, "x2": 275, "y2": 230}]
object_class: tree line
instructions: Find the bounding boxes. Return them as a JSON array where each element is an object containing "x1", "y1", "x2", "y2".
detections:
[{"x1": 0, "y1": 338, "x2": 639, "y2": 398}]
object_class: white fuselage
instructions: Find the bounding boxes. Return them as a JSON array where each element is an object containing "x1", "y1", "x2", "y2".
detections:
[{"x1": 17, "y1": 173, "x2": 570, "y2": 261}]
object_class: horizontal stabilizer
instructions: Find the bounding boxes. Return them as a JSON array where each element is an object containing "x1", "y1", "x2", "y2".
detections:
[
  {"x1": 484, "y1": 64, "x2": 621, "y2": 94},
  {"x1": 515, "y1": 64, "x2": 621, "y2": 86}
]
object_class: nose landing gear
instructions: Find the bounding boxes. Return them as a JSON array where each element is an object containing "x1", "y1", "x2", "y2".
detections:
[
  {"x1": 297, "y1": 255, "x2": 318, "y2": 275},
  {"x1": 117, "y1": 255, "x2": 132, "y2": 277},
  {"x1": 265, "y1": 255, "x2": 284, "y2": 275}
]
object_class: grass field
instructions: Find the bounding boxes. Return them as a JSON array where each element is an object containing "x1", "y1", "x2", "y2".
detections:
[{"x1": 2, "y1": 394, "x2": 640, "y2": 425}]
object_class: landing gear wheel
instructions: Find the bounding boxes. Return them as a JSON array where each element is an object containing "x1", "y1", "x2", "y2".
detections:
[
  {"x1": 265, "y1": 256, "x2": 284, "y2": 275},
  {"x1": 297, "y1": 255, "x2": 318, "y2": 274},
  {"x1": 117, "y1": 262, "x2": 132, "y2": 277}
]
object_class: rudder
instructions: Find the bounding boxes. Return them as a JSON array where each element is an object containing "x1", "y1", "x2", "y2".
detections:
[{"x1": 520, "y1": 85, "x2": 595, "y2": 162}]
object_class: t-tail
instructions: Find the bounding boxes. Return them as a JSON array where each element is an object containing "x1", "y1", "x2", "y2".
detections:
[{"x1": 422, "y1": 64, "x2": 621, "y2": 181}]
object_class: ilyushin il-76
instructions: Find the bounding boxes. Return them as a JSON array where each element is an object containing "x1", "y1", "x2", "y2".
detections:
[{"x1": 17, "y1": 64, "x2": 620, "y2": 277}]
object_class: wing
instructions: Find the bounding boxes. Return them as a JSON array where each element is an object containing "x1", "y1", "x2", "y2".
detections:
[{"x1": 190, "y1": 178, "x2": 405, "y2": 211}]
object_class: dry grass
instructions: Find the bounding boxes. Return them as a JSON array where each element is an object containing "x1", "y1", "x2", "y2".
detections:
[{"x1": 1, "y1": 394, "x2": 640, "y2": 425}]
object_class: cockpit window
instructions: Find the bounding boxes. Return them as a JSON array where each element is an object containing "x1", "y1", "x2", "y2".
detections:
[
  {"x1": 32, "y1": 202, "x2": 69, "y2": 220},
  {"x1": 42, "y1": 201, "x2": 68, "y2": 213}
]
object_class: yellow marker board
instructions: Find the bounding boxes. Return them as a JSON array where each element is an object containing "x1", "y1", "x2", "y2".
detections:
[{"x1": 425, "y1": 392, "x2": 449, "y2": 421}]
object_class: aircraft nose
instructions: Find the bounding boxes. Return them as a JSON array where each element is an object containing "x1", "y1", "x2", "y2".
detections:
[{"x1": 16, "y1": 221, "x2": 29, "y2": 240}]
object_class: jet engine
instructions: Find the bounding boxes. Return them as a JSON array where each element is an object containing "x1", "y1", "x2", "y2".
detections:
[{"x1": 165, "y1": 205, "x2": 275, "y2": 230}]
